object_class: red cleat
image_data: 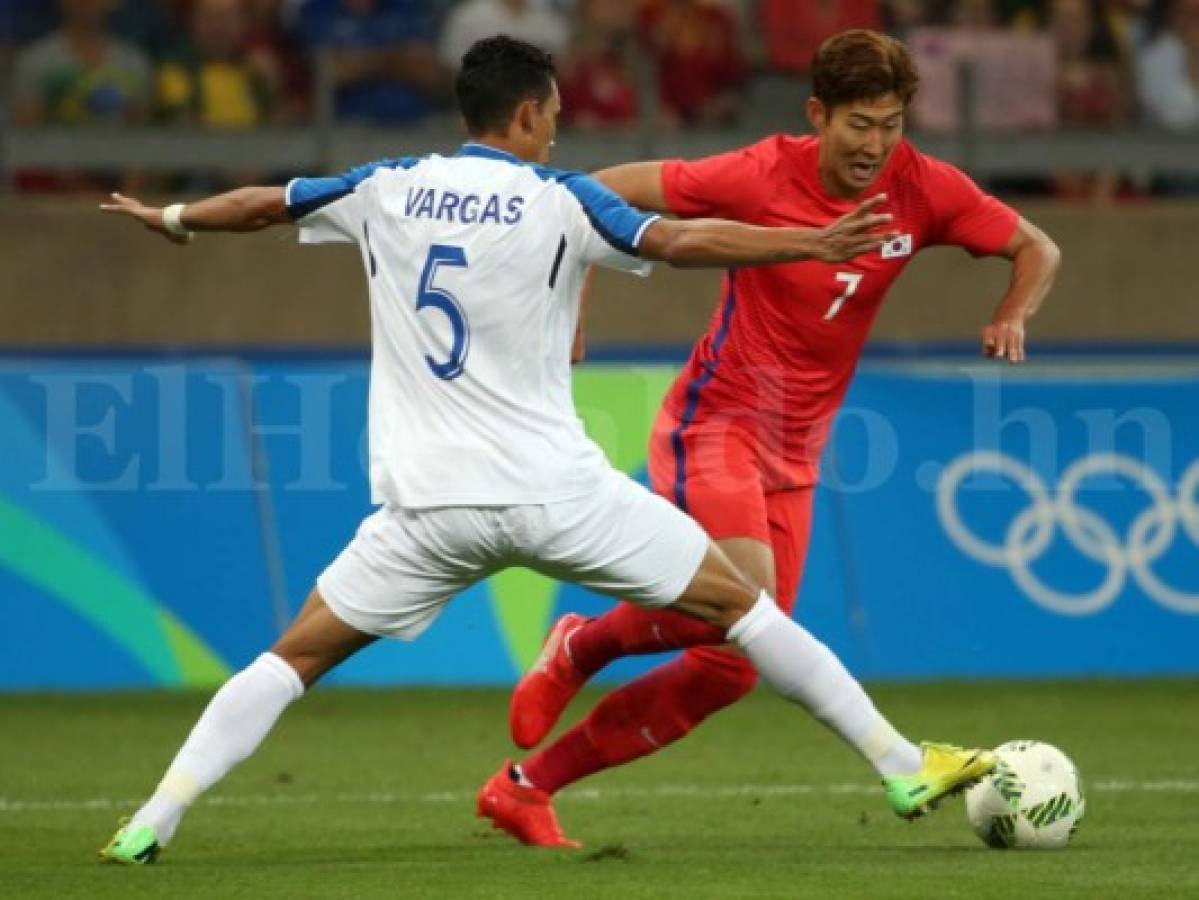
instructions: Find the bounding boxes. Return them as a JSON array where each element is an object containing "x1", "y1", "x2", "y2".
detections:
[
  {"x1": 509, "y1": 613, "x2": 589, "y2": 750},
  {"x1": 476, "y1": 761, "x2": 582, "y2": 849}
]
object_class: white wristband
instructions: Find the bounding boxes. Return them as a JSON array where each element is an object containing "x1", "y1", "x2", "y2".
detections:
[{"x1": 162, "y1": 203, "x2": 194, "y2": 240}]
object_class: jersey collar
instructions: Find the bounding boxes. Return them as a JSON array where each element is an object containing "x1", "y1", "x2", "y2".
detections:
[{"x1": 457, "y1": 142, "x2": 522, "y2": 164}]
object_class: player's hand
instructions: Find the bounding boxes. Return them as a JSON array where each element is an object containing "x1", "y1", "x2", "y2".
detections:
[
  {"x1": 811, "y1": 194, "x2": 895, "y2": 263},
  {"x1": 99, "y1": 193, "x2": 192, "y2": 245},
  {"x1": 982, "y1": 317, "x2": 1027, "y2": 363}
]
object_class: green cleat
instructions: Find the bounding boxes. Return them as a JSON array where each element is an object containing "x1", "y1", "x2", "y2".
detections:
[
  {"x1": 98, "y1": 819, "x2": 161, "y2": 865},
  {"x1": 883, "y1": 742, "x2": 997, "y2": 820}
]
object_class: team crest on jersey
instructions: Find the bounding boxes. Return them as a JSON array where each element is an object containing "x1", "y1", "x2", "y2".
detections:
[{"x1": 881, "y1": 234, "x2": 913, "y2": 259}]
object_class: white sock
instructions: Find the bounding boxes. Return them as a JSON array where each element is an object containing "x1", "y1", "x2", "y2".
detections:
[
  {"x1": 728, "y1": 592, "x2": 922, "y2": 777},
  {"x1": 130, "y1": 652, "x2": 304, "y2": 844}
]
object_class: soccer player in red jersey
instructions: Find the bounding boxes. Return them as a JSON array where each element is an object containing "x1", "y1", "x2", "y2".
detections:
[{"x1": 481, "y1": 29, "x2": 1061, "y2": 847}]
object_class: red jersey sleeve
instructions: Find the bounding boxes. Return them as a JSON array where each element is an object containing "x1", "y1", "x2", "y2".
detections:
[
  {"x1": 661, "y1": 136, "x2": 779, "y2": 221},
  {"x1": 923, "y1": 155, "x2": 1019, "y2": 256}
]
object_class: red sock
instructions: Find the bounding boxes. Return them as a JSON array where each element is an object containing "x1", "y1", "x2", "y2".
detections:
[
  {"x1": 567, "y1": 604, "x2": 727, "y2": 679},
  {"x1": 521, "y1": 650, "x2": 757, "y2": 794}
]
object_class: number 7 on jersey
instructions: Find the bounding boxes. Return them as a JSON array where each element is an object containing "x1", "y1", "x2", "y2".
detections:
[{"x1": 824, "y1": 272, "x2": 863, "y2": 321}]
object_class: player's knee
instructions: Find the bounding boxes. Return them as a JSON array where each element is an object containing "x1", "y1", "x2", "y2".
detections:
[
  {"x1": 708, "y1": 585, "x2": 758, "y2": 632},
  {"x1": 717, "y1": 539, "x2": 777, "y2": 599},
  {"x1": 268, "y1": 646, "x2": 328, "y2": 688},
  {"x1": 674, "y1": 543, "x2": 760, "y2": 631}
]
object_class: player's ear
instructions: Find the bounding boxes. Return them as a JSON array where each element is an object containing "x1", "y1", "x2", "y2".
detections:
[
  {"x1": 806, "y1": 97, "x2": 826, "y2": 132},
  {"x1": 514, "y1": 98, "x2": 537, "y2": 137}
]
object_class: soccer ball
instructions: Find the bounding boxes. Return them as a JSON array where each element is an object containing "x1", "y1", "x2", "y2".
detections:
[{"x1": 965, "y1": 740, "x2": 1085, "y2": 849}]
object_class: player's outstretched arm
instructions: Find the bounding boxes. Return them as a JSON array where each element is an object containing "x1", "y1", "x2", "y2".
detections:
[
  {"x1": 981, "y1": 217, "x2": 1061, "y2": 363},
  {"x1": 99, "y1": 187, "x2": 289, "y2": 244},
  {"x1": 639, "y1": 194, "x2": 894, "y2": 268},
  {"x1": 594, "y1": 162, "x2": 670, "y2": 213}
]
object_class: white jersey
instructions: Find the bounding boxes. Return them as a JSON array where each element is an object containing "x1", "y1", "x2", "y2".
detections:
[{"x1": 286, "y1": 142, "x2": 660, "y2": 508}]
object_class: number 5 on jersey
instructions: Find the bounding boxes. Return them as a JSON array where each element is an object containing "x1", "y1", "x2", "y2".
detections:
[
  {"x1": 417, "y1": 244, "x2": 470, "y2": 380},
  {"x1": 824, "y1": 272, "x2": 863, "y2": 321}
]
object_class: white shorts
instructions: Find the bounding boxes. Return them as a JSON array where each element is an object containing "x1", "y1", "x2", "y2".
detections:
[{"x1": 316, "y1": 468, "x2": 710, "y2": 640}]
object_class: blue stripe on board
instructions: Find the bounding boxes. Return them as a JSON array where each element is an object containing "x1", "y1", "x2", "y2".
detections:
[{"x1": 669, "y1": 270, "x2": 739, "y2": 512}]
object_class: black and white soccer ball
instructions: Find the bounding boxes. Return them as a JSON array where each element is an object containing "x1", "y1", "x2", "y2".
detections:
[{"x1": 965, "y1": 740, "x2": 1085, "y2": 849}]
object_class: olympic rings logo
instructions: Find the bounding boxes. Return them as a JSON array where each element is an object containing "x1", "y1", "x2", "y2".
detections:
[{"x1": 936, "y1": 452, "x2": 1199, "y2": 616}]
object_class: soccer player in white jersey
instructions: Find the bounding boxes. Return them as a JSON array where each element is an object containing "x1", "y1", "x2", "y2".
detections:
[{"x1": 97, "y1": 37, "x2": 994, "y2": 863}]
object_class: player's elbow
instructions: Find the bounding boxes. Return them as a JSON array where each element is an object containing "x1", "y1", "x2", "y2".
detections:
[
  {"x1": 642, "y1": 223, "x2": 707, "y2": 268},
  {"x1": 1035, "y1": 232, "x2": 1062, "y2": 273},
  {"x1": 595, "y1": 162, "x2": 669, "y2": 213},
  {"x1": 1015, "y1": 220, "x2": 1061, "y2": 275},
  {"x1": 1046, "y1": 238, "x2": 1062, "y2": 274},
  {"x1": 657, "y1": 235, "x2": 698, "y2": 268},
  {"x1": 238, "y1": 186, "x2": 290, "y2": 227}
]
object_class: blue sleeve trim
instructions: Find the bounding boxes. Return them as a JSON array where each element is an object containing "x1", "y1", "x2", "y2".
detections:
[
  {"x1": 286, "y1": 156, "x2": 422, "y2": 220},
  {"x1": 535, "y1": 167, "x2": 657, "y2": 257}
]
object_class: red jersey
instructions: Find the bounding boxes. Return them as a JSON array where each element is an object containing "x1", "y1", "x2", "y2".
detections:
[{"x1": 660, "y1": 135, "x2": 1019, "y2": 485}]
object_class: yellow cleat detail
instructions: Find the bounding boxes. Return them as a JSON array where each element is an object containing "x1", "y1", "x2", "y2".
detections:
[{"x1": 882, "y1": 742, "x2": 997, "y2": 820}]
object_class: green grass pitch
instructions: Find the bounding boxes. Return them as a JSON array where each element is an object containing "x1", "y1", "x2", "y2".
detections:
[{"x1": 3, "y1": 679, "x2": 1197, "y2": 899}]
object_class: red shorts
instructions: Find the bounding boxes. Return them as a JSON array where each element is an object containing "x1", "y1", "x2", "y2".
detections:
[{"x1": 647, "y1": 406, "x2": 815, "y2": 614}]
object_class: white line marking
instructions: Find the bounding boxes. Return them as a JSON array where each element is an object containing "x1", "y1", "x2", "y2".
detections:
[{"x1": 1, "y1": 779, "x2": 1195, "y2": 814}]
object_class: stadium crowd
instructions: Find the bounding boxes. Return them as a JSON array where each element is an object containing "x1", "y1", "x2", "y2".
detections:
[{"x1": 0, "y1": 0, "x2": 1196, "y2": 193}]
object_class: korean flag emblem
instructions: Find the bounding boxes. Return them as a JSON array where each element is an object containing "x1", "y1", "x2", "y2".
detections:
[{"x1": 881, "y1": 234, "x2": 913, "y2": 259}]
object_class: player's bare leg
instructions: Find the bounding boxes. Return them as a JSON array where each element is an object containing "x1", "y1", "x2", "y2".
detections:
[
  {"x1": 269, "y1": 589, "x2": 379, "y2": 687},
  {"x1": 672, "y1": 555, "x2": 994, "y2": 819},
  {"x1": 577, "y1": 540, "x2": 933, "y2": 778},
  {"x1": 509, "y1": 536, "x2": 775, "y2": 750},
  {"x1": 100, "y1": 589, "x2": 376, "y2": 864},
  {"x1": 489, "y1": 541, "x2": 994, "y2": 846}
]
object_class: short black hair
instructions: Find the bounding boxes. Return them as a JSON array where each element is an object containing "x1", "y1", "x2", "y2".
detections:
[
  {"x1": 455, "y1": 36, "x2": 556, "y2": 136},
  {"x1": 812, "y1": 30, "x2": 919, "y2": 111}
]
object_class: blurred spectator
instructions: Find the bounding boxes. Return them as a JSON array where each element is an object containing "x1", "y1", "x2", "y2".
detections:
[
  {"x1": 1137, "y1": 0, "x2": 1199, "y2": 130},
  {"x1": 3, "y1": 0, "x2": 173, "y2": 56},
  {"x1": 559, "y1": 0, "x2": 638, "y2": 129},
  {"x1": 759, "y1": 0, "x2": 881, "y2": 73},
  {"x1": 882, "y1": 0, "x2": 932, "y2": 39},
  {"x1": 1051, "y1": 0, "x2": 1131, "y2": 126},
  {"x1": 301, "y1": 0, "x2": 449, "y2": 125},
  {"x1": 947, "y1": 0, "x2": 1001, "y2": 29},
  {"x1": 10, "y1": 0, "x2": 151, "y2": 126},
  {"x1": 1, "y1": 0, "x2": 19, "y2": 73},
  {"x1": 1, "y1": 0, "x2": 22, "y2": 41},
  {"x1": 1103, "y1": 0, "x2": 1152, "y2": 53},
  {"x1": 1137, "y1": 0, "x2": 1175, "y2": 36},
  {"x1": 244, "y1": 0, "x2": 312, "y2": 121},
  {"x1": 638, "y1": 0, "x2": 746, "y2": 127},
  {"x1": 156, "y1": 0, "x2": 273, "y2": 127},
  {"x1": 998, "y1": 0, "x2": 1044, "y2": 28},
  {"x1": 111, "y1": 0, "x2": 174, "y2": 58},
  {"x1": 909, "y1": 26, "x2": 1057, "y2": 131},
  {"x1": 438, "y1": 0, "x2": 569, "y2": 70},
  {"x1": 1049, "y1": 0, "x2": 1135, "y2": 199},
  {"x1": 2, "y1": 0, "x2": 56, "y2": 49}
]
